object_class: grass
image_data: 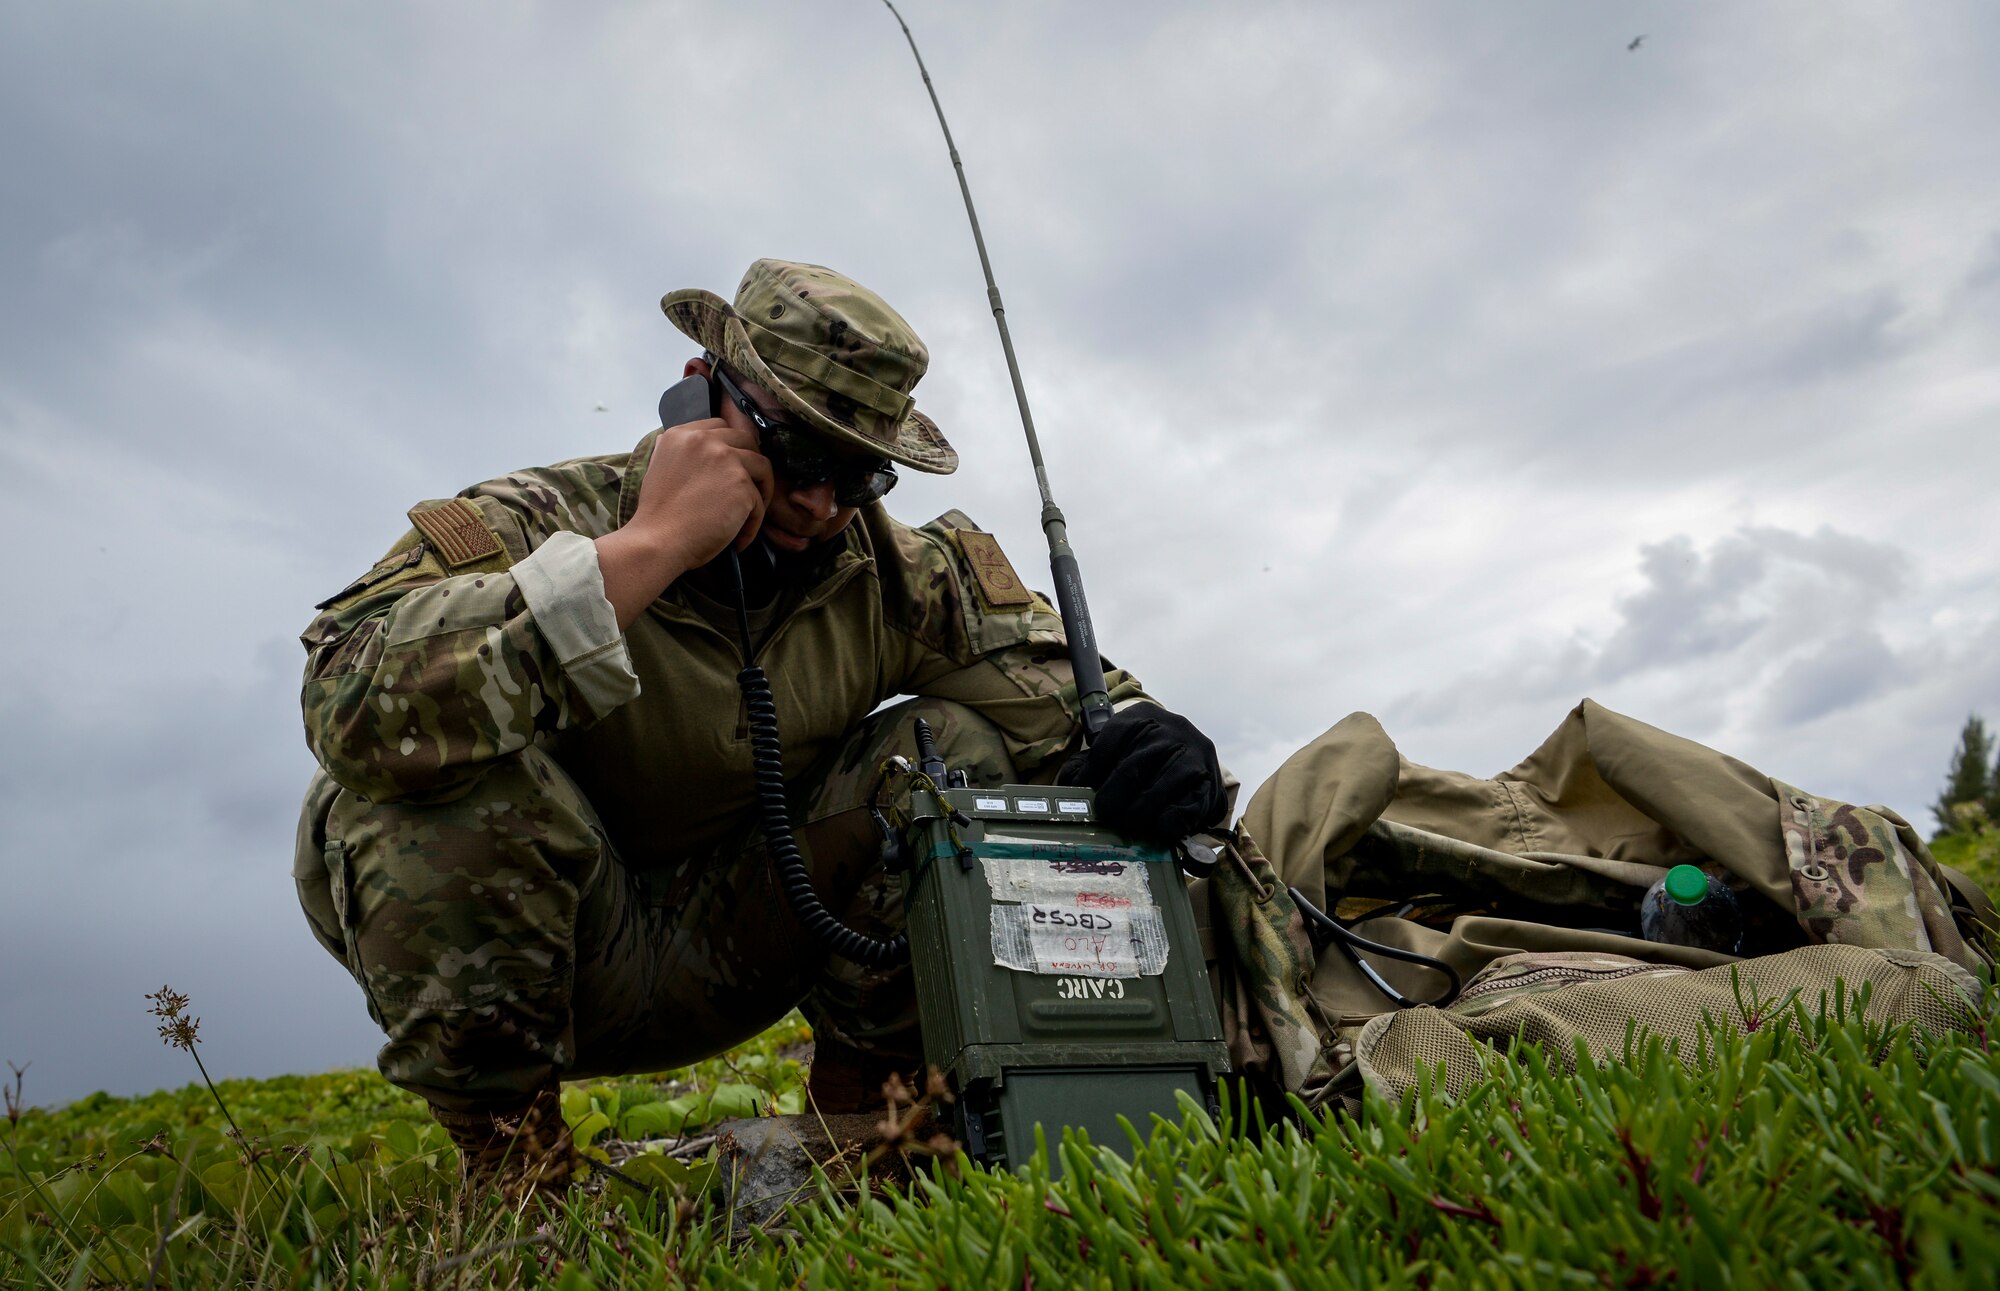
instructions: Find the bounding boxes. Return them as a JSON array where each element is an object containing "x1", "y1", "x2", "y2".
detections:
[
  {"x1": 5, "y1": 984, "x2": 2000, "y2": 1287},
  {"x1": 1932, "y1": 824, "x2": 2000, "y2": 899}
]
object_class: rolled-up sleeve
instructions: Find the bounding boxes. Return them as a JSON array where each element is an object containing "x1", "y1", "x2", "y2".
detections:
[{"x1": 511, "y1": 531, "x2": 640, "y2": 719}]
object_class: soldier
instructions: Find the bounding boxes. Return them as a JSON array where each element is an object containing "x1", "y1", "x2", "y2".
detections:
[{"x1": 293, "y1": 259, "x2": 1229, "y2": 1194}]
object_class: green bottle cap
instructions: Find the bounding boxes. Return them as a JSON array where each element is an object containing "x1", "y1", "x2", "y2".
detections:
[{"x1": 1664, "y1": 864, "x2": 1710, "y2": 906}]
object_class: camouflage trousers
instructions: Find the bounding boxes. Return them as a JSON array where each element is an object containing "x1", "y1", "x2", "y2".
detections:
[{"x1": 294, "y1": 698, "x2": 1021, "y2": 1114}]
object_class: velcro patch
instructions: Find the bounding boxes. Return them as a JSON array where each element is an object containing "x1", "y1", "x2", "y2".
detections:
[
  {"x1": 408, "y1": 499, "x2": 502, "y2": 569},
  {"x1": 951, "y1": 528, "x2": 1035, "y2": 607}
]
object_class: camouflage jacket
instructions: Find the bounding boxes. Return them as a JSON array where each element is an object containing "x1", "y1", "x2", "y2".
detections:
[{"x1": 300, "y1": 428, "x2": 1148, "y2": 863}]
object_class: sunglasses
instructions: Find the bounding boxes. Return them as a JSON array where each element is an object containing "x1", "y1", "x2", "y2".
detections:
[{"x1": 712, "y1": 363, "x2": 899, "y2": 507}]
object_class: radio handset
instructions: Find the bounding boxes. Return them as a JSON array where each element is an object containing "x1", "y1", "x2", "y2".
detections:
[
  {"x1": 657, "y1": 372, "x2": 778, "y2": 579},
  {"x1": 656, "y1": 371, "x2": 714, "y2": 431}
]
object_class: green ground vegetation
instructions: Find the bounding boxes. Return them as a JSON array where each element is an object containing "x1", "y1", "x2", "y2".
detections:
[
  {"x1": 1934, "y1": 824, "x2": 2000, "y2": 895},
  {"x1": 6, "y1": 989, "x2": 2000, "y2": 1288}
]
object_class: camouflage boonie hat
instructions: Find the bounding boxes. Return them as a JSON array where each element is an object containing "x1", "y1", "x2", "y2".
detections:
[{"x1": 662, "y1": 259, "x2": 958, "y2": 474}]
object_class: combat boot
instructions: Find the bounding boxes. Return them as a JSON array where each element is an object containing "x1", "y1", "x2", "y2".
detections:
[
  {"x1": 429, "y1": 1084, "x2": 578, "y2": 1200},
  {"x1": 806, "y1": 1033, "x2": 921, "y2": 1115}
]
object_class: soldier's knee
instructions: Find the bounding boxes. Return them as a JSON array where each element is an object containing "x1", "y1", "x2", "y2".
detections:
[
  {"x1": 860, "y1": 698, "x2": 1019, "y2": 785},
  {"x1": 296, "y1": 748, "x2": 610, "y2": 988},
  {"x1": 794, "y1": 698, "x2": 1020, "y2": 829},
  {"x1": 787, "y1": 699, "x2": 1019, "y2": 897}
]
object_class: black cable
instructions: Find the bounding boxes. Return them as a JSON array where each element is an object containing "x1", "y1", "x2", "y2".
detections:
[
  {"x1": 1288, "y1": 886, "x2": 1461, "y2": 1008},
  {"x1": 729, "y1": 548, "x2": 910, "y2": 968}
]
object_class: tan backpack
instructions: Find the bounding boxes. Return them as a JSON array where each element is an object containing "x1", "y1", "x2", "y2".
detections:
[{"x1": 1199, "y1": 700, "x2": 1995, "y2": 1109}]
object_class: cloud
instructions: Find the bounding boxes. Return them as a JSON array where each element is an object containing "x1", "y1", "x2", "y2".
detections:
[
  {"x1": 1968, "y1": 231, "x2": 2000, "y2": 293},
  {"x1": 1595, "y1": 534, "x2": 1771, "y2": 680},
  {"x1": 1761, "y1": 630, "x2": 1907, "y2": 727},
  {"x1": 1372, "y1": 521, "x2": 1990, "y2": 809},
  {"x1": 1593, "y1": 525, "x2": 1908, "y2": 681},
  {"x1": 1391, "y1": 524, "x2": 1917, "y2": 716}
]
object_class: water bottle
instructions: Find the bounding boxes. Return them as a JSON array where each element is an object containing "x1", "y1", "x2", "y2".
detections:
[{"x1": 1639, "y1": 864, "x2": 1742, "y2": 954}]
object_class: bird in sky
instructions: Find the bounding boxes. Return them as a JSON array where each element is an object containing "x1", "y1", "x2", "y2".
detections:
[{"x1": 1628, "y1": 35, "x2": 1646, "y2": 51}]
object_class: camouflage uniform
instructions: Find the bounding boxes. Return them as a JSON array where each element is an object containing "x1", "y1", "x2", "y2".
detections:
[{"x1": 293, "y1": 263, "x2": 1150, "y2": 1114}]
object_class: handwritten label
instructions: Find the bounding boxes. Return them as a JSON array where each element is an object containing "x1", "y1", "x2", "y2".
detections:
[
  {"x1": 983, "y1": 855, "x2": 1149, "y2": 903},
  {"x1": 1028, "y1": 903, "x2": 1116, "y2": 932},
  {"x1": 991, "y1": 901, "x2": 1168, "y2": 978}
]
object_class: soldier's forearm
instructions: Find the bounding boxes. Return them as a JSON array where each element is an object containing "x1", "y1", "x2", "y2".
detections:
[{"x1": 594, "y1": 525, "x2": 690, "y2": 632}]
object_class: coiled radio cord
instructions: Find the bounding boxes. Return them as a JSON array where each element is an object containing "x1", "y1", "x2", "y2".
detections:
[
  {"x1": 729, "y1": 547, "x2": 911, "y2": 968},
  {"x1": 1288, "y1": 887, "x2": 1461, "y2": 1008}
]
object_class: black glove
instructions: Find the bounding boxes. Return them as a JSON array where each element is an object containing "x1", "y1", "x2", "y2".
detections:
[{"x1": 1058, "y1": 703, "x2": 1227, "y2": 843}]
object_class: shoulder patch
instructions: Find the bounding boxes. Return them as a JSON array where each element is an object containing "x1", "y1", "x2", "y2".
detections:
[
  {"x1": 408, "y1": 498, "x2": 502, "y2": 569},
  {"x1": 949, "y1": 528, "x2": 1036, "y2": 608}
]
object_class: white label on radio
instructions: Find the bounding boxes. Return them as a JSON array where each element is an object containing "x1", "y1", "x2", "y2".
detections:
[
  {"x1": 982, "y1": 855, "x2": 1149, "y2": 903},
  {"x1": 990, "y1": 901, "x2": 1168, "y2": 977},
  {"x1": 1056, "y1": 799, "x2": 1091, "y2": 815},
  {"x1": 973, "y1": 797, "x2": 1008, "y2": 812},
  {"x1": 1013, "y1": 798, "x2": 1050, "y2": 814}
]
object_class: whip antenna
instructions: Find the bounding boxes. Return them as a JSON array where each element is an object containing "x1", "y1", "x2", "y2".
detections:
[{"x1": 881, "y1": 0, "x2": 1112, "y2": 738}]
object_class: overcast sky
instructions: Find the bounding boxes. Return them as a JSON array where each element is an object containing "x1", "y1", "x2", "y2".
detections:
[{"x1": 4, "y1": 1, "x2": 1998, "y2": 1108}]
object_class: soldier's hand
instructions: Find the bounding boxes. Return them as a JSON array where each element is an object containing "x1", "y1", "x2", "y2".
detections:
[
  {"x1": 1058, "y1": 703, "x2": 1228, "y2": 844},
  {"x1": 597, "y1": 418, "x2": 773, "y2": 629},
  {"x1": 633, "y1": 415, "x2": 775, "y2": 564}
]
